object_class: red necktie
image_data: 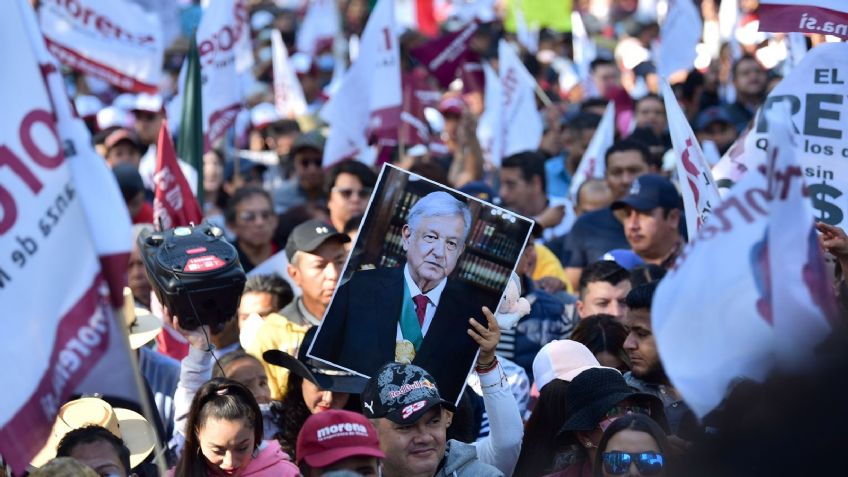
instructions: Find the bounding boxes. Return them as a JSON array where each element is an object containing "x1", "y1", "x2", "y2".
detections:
[{"x1": 413, "y1": 294, "x2": 429, "y2": 328}]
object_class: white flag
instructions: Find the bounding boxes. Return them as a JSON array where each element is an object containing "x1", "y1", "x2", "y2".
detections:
[
  {"x1": 661, "y1": 79, "x2": 722, "y2": 237},
  {"x1": 718, "y1": 0, "x2": 738, "y2": 41},
  {"x1": 320, "y1": 0, "x2": 401, "y2": 166},
  {"x1": 784, "y1": 32, "x2": 808, "y2": 75},
  {"x1": 498, "y1": 40, "x2": 543, "y2": 161},
  {"x1": 1, "y1": 0, "x2": 140, "y2": 472},
  {"x1": 195, "y1": 0, "x2": 253, "y2": 148},
  {"x1": 514, "y1": 3, "x2": 539, "y2": 54},
  {"x1": 39, "y1": 0, "x2": 163, "y2": 93},
  {"x1": 477, "y1": 63, "x2": 503, "y2": 166},
  {"x1": 569, "y1": 101, "x2": 615, "y2": 199},
  {"x1": 297, "y1": 0, "x2": 341, "y2": 59},
  {"x1": 765, "y1": 110, "x2": 838, "y2": 358},
  {"x1": 272, "y1": 30, "x2": 307, "y2": 118},
  {"x1": 653, "y1": 107, "x2": 838, "y2": 418},
  {"x1": 713, "y1": 42, "x2": 848, "y2": 230},
  {"x1": 571, "y1": 11, "x2": 597, "y2": 94},
  {"x1": 758, "y1": 0, "x2": 848, "y2": 39},
  {"x1": 657, "y1": 0, "x2": 702, "y2": 78}
]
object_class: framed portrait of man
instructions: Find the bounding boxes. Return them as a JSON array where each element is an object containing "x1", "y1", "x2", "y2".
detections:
[{"x1": 308, "y1": 164, "x2": 533, "y2": 402}]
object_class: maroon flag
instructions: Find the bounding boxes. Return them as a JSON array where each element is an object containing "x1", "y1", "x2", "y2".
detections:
[
  {"x1": 460, "y1": 58, "x2": 485, "y2": 94},
  {"x1": 411, "y1": 22, "x2": 480, "y2": 89},
  {"x1": 153, "y1": 120, "x2": 203, "y2": 230},
  {"x1": 400, "y1": 69, "x2": 439, "y2": 146}
]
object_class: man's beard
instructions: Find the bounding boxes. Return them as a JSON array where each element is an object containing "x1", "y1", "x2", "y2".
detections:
[{"x1": 634, "y1": 359, "x2": 669, "y2": 385}]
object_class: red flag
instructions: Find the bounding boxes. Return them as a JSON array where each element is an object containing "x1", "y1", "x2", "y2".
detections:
[
  {"x1": 153, "y1": 120, "x2": 203, "y2": 230},
  {"x1": 415, "y1": 0, "x2": 438, "y2": 37}
]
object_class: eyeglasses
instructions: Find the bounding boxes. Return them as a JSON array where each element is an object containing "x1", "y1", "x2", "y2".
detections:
[
  {"x1": 605, "y1": 405, "x2": 650, "y2": 420},
  {"x1": 602, "y1": 451, "x2": 664, "y2": 475},
  {"x1": 332, "y1": 187, "x2": 372, "y2": 200},
  {"x1": 238, "y1": 210, "x2": 274, "y2": 223}
]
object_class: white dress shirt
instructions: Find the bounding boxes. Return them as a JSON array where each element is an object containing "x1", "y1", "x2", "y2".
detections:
[{"x1": 396, "y1": 263, "x2": 448, "y2": 340}]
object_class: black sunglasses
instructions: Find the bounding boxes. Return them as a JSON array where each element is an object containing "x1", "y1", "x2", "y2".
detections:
[
  {"x1": 602, "y1": 451, "x2": 664, "y2": 475},
  {"x1": 332, "y1": 187, "x2": 372, "y2": 200}
]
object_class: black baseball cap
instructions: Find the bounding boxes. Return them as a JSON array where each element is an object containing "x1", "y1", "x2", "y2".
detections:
[
  {"x1": 112, "y1": 163, "x2": 144, "y2": 201},
  {"x1": 263, "y1": 327, "x2": 367, "y2": 394},
  {"x1": 285, "y1": 219, "x2": 350, "y2": 261},
  {"x1": 611, "y1": 174, "x2": 682, "y2": 212},
  {"x1": 360, "y1": 363, "x2": 455, "y2": 425}
]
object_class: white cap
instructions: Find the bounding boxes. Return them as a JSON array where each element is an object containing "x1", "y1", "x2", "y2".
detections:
[
  {"x1": 533, "y1": 340, "x2": 617, "y2": 390},
  {"x1": 133, "y1": 93, "x2": 164, "y2": 113},
  {"x1": 406, "y1": 144, "x2": 428, "y2": 157},
  {"x1": 97, "y1": 106, "x2": 133, "y2": 130},
  {"x1": 250, "y1": 102, "x2": 281, "y2": 129},
  {"x1": 74, "y1": 95, "x2": 103, "y2": 118},
  {"x1": 290, "y1": 52, "x2": 312, "y2": 74},
  {"x1": 113, "y1": 93, "x2": 137, "y2": 111},
  {"x1": 251, "y1": 10, "x2": 275, "y2": 31}
]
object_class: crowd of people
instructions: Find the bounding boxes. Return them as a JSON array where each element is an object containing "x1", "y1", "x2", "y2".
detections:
[{"x1": 10, "y1": 0, "x2": 848, "y2": 476}]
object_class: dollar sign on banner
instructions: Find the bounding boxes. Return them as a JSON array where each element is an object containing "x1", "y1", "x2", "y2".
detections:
[{"x1": 808, "y1": 182, "x2": 843, "y2": 225}]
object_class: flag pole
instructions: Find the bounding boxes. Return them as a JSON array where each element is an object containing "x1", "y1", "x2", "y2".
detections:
[
  {"x1": 119, "y1": 288, "x2": 169, "y2": 476},
  {"x1": 534, "y1": 84, "x2": 554, "y2": 108},
  {"x1": 178, "y1": 32, "x2": 204, "y2": 206}
]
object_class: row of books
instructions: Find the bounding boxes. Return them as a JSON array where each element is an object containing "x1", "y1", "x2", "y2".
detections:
[
  {"x1": 381, "y1": 224, "x2": 406, "y2": 259},
  {"x1": 394, "y1": 191, "x2": 422, "y2": 222},
  {"x1": 457, "y1": 255, "x2": 510, "y2": 291},
  {"x1": 467, "y1": 221, "x2": 522, "y2": 258}
]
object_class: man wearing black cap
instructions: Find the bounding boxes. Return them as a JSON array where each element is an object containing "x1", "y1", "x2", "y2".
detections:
[
  {"x1": 694, "y1": 106, "x2": 738, "y2": 156},
  {"x1": 361, "y1": 363, "x2": 503, "y2": 477},
  {"x1": 245, "y1": 219, "x2": 349, "y2": 399},
  {"x1": 612, "y1": 174, "x2": 683, "y2": 269},
  {"x1": 561, "y1": 139, "x2": 657, "y2": 287},
  {"x1": 112, "y1": 163, "x2": 153, "y2": 224}
]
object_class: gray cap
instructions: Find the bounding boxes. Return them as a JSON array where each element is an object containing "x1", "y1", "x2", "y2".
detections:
[
  {"x1": 285, "y1": 219, "x2": 349, "y2": 261},
  {"x1": 291, "y1": 130, "x2": 326, "y2": 154}
]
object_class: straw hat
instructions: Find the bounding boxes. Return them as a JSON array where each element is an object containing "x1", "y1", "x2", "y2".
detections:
[
  {"x1": 29, "y1": 457, "x2": 99, "y2": 477},
  {"x1": 127, "y1": 307, "x2": 162, "y2": 350},
  {"x1": 123, "y1": 287, "x2": 161, "y2": 350},
  {"x1": 30, "y1": 397, "x2": 156, "y2": 468}
]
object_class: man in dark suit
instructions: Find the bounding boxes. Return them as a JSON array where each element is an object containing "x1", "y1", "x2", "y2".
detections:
[{"x1": 310, "y1": 191, "x2": 493, "y2": 401}]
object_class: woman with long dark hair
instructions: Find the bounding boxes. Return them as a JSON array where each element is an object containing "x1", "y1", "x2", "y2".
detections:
[
  {"x1": 263, "y1": 327, "x2": 366, "y2": 460},
  {"x1": 514, "y1": 379, "x2": 571, "y2": 476},
  {"x1": 571, "y1": 314, "x2": 630, "y2": 372},
  {"x1": 172, "y1": 378, "x2": 298, "y2": 477},
  {"x1": 543, "y1": 368, "x2": 667, "y2": 477},
  {"x1": 592, "y1": 414, "x2": 669, "y2": 477}
]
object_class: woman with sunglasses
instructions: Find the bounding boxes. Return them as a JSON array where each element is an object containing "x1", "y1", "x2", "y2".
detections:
[
  {"x1": 593, "y1": 414, "x2": 669, "y2": 477},
  {"x1": 543, "y1": 368, "x2": 668, "y2": 477},
  {"x1": 172, "y1": 378, "x2": 299, "y2": 477},
  {"x1": 324, "y1": 160, "x2": 377, "y2": 236}
]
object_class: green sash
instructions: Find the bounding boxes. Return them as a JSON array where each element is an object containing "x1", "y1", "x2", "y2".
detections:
[{"x1": 399, "y1": 280, "x2": 424, "y2": 351}]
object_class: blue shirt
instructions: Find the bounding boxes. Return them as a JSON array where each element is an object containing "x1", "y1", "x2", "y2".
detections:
[
  {"x1": 561, "y1": 207, "x2": 630, "y2": 268},
  {"x1": 544, "y1": 155, "x2": 571, "y2": 198}
]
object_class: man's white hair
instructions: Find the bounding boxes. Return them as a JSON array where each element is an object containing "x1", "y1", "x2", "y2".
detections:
[{"x1": 407, "y1": 191, "x2": 472, "y2": 240}]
